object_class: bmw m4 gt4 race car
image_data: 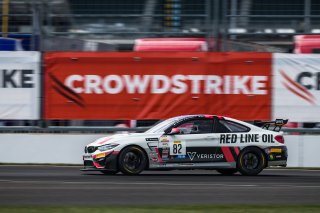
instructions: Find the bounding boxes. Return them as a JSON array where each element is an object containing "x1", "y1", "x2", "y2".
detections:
[{"x1": 82, "y1": 115, "x2": 288, "y2": 176}]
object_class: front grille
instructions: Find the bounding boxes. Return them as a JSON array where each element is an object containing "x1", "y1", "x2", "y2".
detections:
[
  {"x1": 84, "y1": 160, "x2": 94, "y2": 167},
  {"x1": 87, "y1": 146, "x2": 97, "y2": 153}
]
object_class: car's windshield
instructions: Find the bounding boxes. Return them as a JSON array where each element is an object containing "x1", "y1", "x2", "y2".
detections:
[{"x1": 145, "y1": 117, "x2": 180, "y2": 133}]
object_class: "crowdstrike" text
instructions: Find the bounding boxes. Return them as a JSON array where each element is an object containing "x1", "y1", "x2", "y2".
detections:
[{"x1": 65, "y1": 74, "x2": 268, "y2": 95}]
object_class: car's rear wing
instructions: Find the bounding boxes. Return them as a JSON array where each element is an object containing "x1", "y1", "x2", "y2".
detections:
[{"x1": 253, "y1": 119, "x2": 289, "y2": 132}]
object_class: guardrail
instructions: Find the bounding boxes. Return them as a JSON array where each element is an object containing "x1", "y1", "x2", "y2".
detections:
[
  {"x1": 282, "y1": 128, "x2": 320, "y2": 133},
  {"x1": 0, "y1": 126, "x2": 318, "y2": 134},
  {"x1": 0, "y1": 126, "x2": 150, "y2": 133}
]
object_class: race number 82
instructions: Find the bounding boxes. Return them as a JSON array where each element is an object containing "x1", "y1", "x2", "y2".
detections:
[
  {"x1": 173, "y1": 143, "x2": 182, "y2": 154},
  {"x1": 170, "y1": 141, "x2": 186, "y2": 155}
]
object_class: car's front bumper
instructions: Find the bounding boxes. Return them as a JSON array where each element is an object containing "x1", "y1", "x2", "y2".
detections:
[{"x1": 82, "y1": 151, "x2": 119, "y2": 172}]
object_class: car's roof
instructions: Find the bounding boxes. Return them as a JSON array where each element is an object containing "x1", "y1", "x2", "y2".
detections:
[{"x1": 170, "y1": 114, "x2": 224, "y2": 119}]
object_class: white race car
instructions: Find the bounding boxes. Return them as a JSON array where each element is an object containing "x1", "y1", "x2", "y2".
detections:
[{"x1": 82, "y1": 115, "x2": 288, "y2": 176}]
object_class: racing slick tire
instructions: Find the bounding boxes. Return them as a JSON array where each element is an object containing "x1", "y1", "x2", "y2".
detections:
[
  {"x1": 100, "y1": 170, "x2": 118, "y2": 175},
  {"x1": 237, "y1": 147, "x2": 266, "y2": 176},
  {"x1": 118, "y1": 146, "x2": 147, "y2": 175},
  {"x1": 216, "y1": 169, "x2": 238, "y2": 175}
]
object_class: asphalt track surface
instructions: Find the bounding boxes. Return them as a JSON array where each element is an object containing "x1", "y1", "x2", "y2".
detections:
[{"x1": 0, "y1": 165, "x2": 320, "y2": 205}]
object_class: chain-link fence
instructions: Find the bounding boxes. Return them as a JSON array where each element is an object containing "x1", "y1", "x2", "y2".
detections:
[
  {"x1": 1, "y1": 0, "x2": 319, "y2": 52},
  {"x1": 5, "y1": 0, "x2": 318, "y2": 52},
  {"x1": 223, "y1": 0, "x2": 320, "y2": 50},
  {"x1": 45, "y1": 0, "x2": 209, "y2": 51}
]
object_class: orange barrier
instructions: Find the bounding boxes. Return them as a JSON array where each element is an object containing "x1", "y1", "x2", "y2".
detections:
[{"x1": 44, "y1": 52, "x2": 271, "y2": 120}]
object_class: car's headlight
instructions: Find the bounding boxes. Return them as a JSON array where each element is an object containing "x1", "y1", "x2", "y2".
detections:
[{"x1": 98, "y1": 143, "x2": 119, "y2": 152}]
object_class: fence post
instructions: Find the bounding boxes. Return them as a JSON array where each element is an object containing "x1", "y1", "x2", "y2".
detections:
[
  {"x1": 304, "y1": 0, "x2": 311, "y2": 33},
  {"x1": 31, "y1": 0, "x2": 43, "y2": 51},
  {"x1": 213, "y1": 0, "x2": 220, "y2": 51},
  {"x1": 2, "y1": 0, "x2": 9, "y2": 38}
]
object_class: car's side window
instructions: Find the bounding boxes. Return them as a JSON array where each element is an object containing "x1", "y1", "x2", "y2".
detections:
[
  {"x1": 217, "y1": 120, "x2": 250, "y2": 133},
  {"x1": 215, "y1": 120, "x2": 231, "y2": 133},
  {"x1": 175, "y1": 119, "x2": 214, "y2": 134}
]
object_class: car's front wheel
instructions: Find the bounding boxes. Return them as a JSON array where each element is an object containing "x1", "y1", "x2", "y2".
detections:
[
  {"x1": 118, "y1": 146, "x2": 147, "y2": 175},
  {"x1": 237, "y1": 147, "x2": 266, "y2": 176}
]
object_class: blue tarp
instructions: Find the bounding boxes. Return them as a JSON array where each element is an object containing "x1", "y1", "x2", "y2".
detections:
[
  {"x1": 9, "y1": 34, "x2": 32, "y2": 50},
  {"x1": 0, "y1": 37, "x2": 24, "y2": 51}
]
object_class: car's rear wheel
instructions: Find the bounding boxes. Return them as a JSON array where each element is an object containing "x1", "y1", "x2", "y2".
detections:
[
  {"x1": 118, "y1": 146, "x2": 147, "y2": 175},
  {"x1": 237, "y1": 147, "x2": 266, "y2": 176},
  {"x1": 216, "y1": 169, "x2": 238, "y2": 175},
  {"x1": 100, "y1": 170, "x2": 118, "y2": 175}
]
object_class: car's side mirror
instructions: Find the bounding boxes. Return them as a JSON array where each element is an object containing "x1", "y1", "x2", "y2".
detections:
[{"x1": 167, "y1": 128, "x2": 181, "y2": 135}]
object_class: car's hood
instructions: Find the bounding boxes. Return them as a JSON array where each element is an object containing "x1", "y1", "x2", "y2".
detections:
[{"x1": 87, "y1": 132, "x2": 161, "y2": 147}]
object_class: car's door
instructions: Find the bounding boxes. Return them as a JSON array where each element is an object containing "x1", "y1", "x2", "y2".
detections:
[
  {"x1": 213, "y1": 119, "x2": 252, "y2": 163},
  {"x1": 158, "y1": 118, "x2": 223, "y2": 164}
]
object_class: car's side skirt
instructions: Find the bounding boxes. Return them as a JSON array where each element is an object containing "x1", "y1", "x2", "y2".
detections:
[{"x1": 149, "y1": 162, "x2": 236, "y2": 169}]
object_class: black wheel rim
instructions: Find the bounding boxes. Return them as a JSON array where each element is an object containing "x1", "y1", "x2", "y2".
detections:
[
  {"x1": 243, "y1": 152, "x2": 259, "y2": 170},
  {"x1": 123, "y1": 151, "x2": 141, "y2": 171}
]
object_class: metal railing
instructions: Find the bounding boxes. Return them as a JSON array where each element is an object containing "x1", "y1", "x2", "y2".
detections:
[
  {"x1": 0, "y1": 126, "x2": 149, "y2": 133},
  {"x1": 0, "y1": 126, "x2": 318, "y2": 134}
]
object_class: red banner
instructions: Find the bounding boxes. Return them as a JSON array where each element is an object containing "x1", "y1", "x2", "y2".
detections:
[{"x1": 44, "y1": 52, "x2": 271, "y2": 120}]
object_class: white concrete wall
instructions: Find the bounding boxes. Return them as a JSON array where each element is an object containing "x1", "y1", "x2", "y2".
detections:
[
  {"x1": 0, "y1": 133, "x2": 107, "y2": 164},
  {"x1": 285, "y1": 135, "x2": 320, "y2": 167},
  {"x1": 0, "y1": 133, "x2": 319, "y2": 167}
]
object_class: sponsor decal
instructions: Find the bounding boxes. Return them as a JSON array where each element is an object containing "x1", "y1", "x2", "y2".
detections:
[
  {"x1": 154, "y1": 147, "x2": 163, "y2": 163},
  {"x1": 219, "y1": 134, "x2": 275, "y2": 144},
  {"x1": 269, "y1": 148, "x2": 282, "y2": 153},
  {"x1": 175, "y1": 155, "x2": 186, "y2": 159},
  {"x1": 146, "y1": 138, "x2": 159, "y2": 142},
  {"x1": 162, "y1": 149, "x2": 169, "y2": 160},
  {"x1": 93, "y1": 152, "x2": 106, "y2": 159},
  {"x1": 160, "y1": 136, "x2": 169, "y2": 143},
  {"x1": 64, "y1": 74, "x2": 268, "y2": 95},
  {"x1": 187, "y1": 152, "x2": 197, "y2": 161},
  {"x1": 49, "y1": 73, "x2": 85, "y2": 108},
  {"x1": 93, "y1": 150, "x2": 114, "y2": 159},
  {"x1": 0, "y1": 69, "x2": 35, "y2": 88},
  {"x1": 279, "y1": 69, "x2": 316, "y2": 105},
  {"x1": 187, "y1": 152, "x2": 224, "y2": 161},
  {"x1": 261, "y1": 134, "x2": 276, "y2": 143},
  {"x1": 149, "y1": 152, "x2": 159, "y2": 162}
]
